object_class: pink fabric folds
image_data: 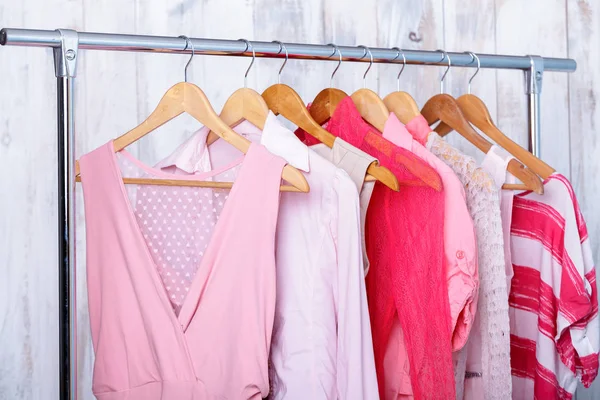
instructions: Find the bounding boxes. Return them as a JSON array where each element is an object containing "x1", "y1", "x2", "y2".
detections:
[
  {"x1": 383, "y1": 113, "x2": 478, "y2": 351},
  {"x1": 80, "y1": 141, "x2": 285, "y2": 400}
]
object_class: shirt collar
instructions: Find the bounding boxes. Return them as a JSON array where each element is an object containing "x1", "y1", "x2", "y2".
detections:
[
  {"x1": 260, "y1": 111, "x2": 311, "y2": 172},
  {"x1": 382, "y1": 113, "x2": 413, "y2": 150},
  {"x1": 154, "y1": 126, "x2": 211, "y2": 173},
  {"x1": 155, "y1": 111, "x2": 310, "y2": 173}
]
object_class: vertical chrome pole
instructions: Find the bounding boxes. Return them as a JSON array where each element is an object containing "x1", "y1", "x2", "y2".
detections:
[
  {"x1": 527, "y1": 92, "x2": 541, "y2": 157},
  {"x1": 53, "y1": 29, "x2": 79, "y2": 400},
  {"x1": 525, "y1": 55, "x2": 544, "y2": 157}
]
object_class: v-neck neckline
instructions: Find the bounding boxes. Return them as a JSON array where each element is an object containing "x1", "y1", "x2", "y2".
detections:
[{"x1": 106, "y1": 140, "x2": 257, "y2": 331}]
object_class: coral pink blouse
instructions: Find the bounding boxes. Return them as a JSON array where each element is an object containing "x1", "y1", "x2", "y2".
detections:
[{"x1": 297, "y1": 97, "x2": 456, "y2": 399}]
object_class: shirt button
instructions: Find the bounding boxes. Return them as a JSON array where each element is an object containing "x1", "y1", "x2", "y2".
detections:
[{"x1": 456, "y1": 250, "x2": 465, "y2": 259}]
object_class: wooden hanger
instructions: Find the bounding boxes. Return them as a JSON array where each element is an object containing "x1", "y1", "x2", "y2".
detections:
[
  {"x1": 306, "y1": 44, "x2": 441, "y2": 191},
  {"x1": 311, "y1": 87, "x2": 347, "y2": 125},
  {"x1": 262, "y1": 42, "x2": 400, "y2": 191},
  {"x1": 383, "y1": 47, "x2": 422, "y2": 124},
  {"x1": 205, "y1": 87, "x2": 269, "y2": 145},
  {"x1": 75, "y1": 37, "x2": 308, "y2": 193},
  {"x1": 435, "y1": 52, "x2": 554, "y2": 179},
  {"x1": 351, "y1": 89, "x2": 389, "y2": 132},
  {"x1": 310, "y1": 44, "x2": 348, "y2": 125},
  {"x1": 206, "y1": 39, "x2": 269, "y2": 146},
  {"x1": 350, "y1": 45, "x2": 389, "y2": 132},
  {"x1": 421, "y1": 51, "x2": 543, "y2": 194}
]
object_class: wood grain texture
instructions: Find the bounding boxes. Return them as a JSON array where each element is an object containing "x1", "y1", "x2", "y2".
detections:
[
  {"x1": 566, "y1": 1, "x2": 600, "y2": 398},
  {"x1": 0, "y1": 1, "x2": 598, "y2": 399},
  {"x1": 254, "y1": 0, "x2": 325, "y2": 107},
  {"x1": 441, "y1": 0, "x2": 498, "y2": 163},
  {"x1": 76, "y1": 1, "x2": 141, "y2": 397},
  {"x1": 495, "y1": 0, "x2": 571, "y2": 176},
  {"x1": 321, "y1": 0, "x2": 379, "y2": 97},
  {"x1": 375, "y1": 0, "x2": 445, "y2": 108},
  {"x1": 0, "y1": 0, "x2": 83, "y2": 398}
]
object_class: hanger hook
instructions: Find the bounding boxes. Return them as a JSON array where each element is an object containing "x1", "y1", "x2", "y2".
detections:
[
  {"x1": 465, "y1": 51, "x2": 480, "y2": 94},
  {"x1": 272, "y1": 40, "x2": 288, "y2": 85},
  {"x1": 436, "y1": 49, "x2": 451, "y2": 94},
  {"x1": 358, "y1": 45, "x2": 373, "y2": 89},
  {"x1": 327, "y1": 43, "x2": 343, "y2": 88},
  {"x1": 178, "y1": 35, "x2": 195, "y2": 83},
  {"x1": 237, "y1": 38, "x2": 255, "y2": 88},
  {"x1": 391, "y1": 47, "x2": 407, "y2": 92}
]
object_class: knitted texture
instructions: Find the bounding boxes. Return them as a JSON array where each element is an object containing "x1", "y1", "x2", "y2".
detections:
[{"x1": 427, "y1": 133, "x2": 512, "y2": 400}]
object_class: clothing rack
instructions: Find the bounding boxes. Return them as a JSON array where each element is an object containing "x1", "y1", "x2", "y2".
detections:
[{"x1": 0, "y1": 27, "x2": 577, "y2": 400}]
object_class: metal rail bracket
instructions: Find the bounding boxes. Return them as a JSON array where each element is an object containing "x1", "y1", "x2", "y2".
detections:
[
  {"x1": 53, "y1": 29, "x2": 79, "y2": 78},
  {"x1": 525, "y1": 55, "x2": 544, "y2": 95}
]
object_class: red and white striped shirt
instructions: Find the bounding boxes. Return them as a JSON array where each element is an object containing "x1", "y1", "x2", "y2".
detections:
[{"x1": 509, "y1": 174, "x2": 599, "y2": 399}]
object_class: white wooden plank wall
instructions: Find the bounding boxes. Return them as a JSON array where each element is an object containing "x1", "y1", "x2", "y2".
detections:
[
  {"x1": 566, "y1": 1, "x2": 600, "y2": 398},
  {"x1": 0, "y1": 1, "x2": 598, "y2": 399}
]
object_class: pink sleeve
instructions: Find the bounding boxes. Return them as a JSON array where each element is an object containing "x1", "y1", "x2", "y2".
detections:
[
  {"x1": 553, "y1": 176, "x2": 599, "y2": 388},
  {"x1": 405, "y1": 115, "x2": 431, "y2": 145}
]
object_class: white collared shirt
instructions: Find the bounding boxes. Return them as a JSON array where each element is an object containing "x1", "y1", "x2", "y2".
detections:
[
  {"x1": 156, "y1": 112, "x2": 379, "y2": 399},
  {"x1": 310, "y1": 139, "x2": 376, "y2": 276}
]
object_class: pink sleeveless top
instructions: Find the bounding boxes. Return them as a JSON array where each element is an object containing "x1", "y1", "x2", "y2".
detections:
[{"x1": 79, "y1": 141, "x2": 286, "y2": 400}]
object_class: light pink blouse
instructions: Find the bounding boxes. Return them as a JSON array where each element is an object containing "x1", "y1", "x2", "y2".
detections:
[
  {"x1": 383, "y1": 114, "x2": 479, "y2": 349},
  {"x1": 156, "y1": 112, "x2": 380, "y2": 399}
]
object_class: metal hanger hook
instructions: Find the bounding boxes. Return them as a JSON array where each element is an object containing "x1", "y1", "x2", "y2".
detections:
[
  {"x1": 358, "y1": 45, "x2": 373, "y2": 89},
  {"x1": 178, "y1": 35, "x2": 195, "y2": 83},
  {"x1": 465, "y1": 51, "x2": 480, "y2": 94},
  {"x1": 327, "y1": 43, "x2": 343, "y2": 88},
  {"x1": 272, "y1": 40, "x2": 288, "y2": 85},
  {"x1": 238, "y1": 38, "x2": 255, "y2": 88},
  {"x1": 436, "y1": 49, "x2": 451, "y2": 94},
  {"x1": 391, "y1": 47, "x2": 407, "y2": 92}
]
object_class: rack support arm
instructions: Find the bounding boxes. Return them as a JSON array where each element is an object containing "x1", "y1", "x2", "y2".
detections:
[{"x1": 524, "y1": 55, "x2": 544, "y2": 158}]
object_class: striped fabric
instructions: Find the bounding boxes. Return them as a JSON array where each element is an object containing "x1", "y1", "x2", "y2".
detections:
[{"x1": 509, "y1": 174, "x2": 599, "y2": 400}]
